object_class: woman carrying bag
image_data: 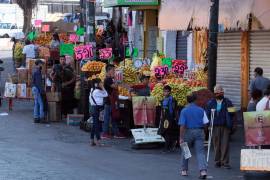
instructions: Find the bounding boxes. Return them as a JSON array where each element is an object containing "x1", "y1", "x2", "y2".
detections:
[{"x1": 89, "y1": 78, "x2": 108, "y2": 146}]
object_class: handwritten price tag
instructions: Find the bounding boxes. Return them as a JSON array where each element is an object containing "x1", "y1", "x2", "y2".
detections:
[
  {"x1": 183, "y1": 70, "x2": 196, "y2": 80},
  {"x1": 74, "y1": 45, "x2": 94, "y2": 61},
  {"x1": 99, "y1": 48, "x2": 112, "y2": 59},
  {"x1": 154, "y1": 66, "x2": 169, "y2": 78},
  {"x1": 42, "y1": 25, "x2": 50, "y2": 32},
  {"x1": 69, "y1": 34, "x2": 79, "y2": 43},
  {"x1": 172, "y1": 64, "x2": 188, "y2": 75},
  {"x1": 34, "y1": 20, "x2": 42, "y2": 27}
]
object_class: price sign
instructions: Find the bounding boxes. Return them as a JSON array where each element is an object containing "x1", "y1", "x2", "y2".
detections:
[
  {"x1": 42, "y1": 25, "x2": 50, "y2": 32},
  {"x1": 74, "y1": 45, "x2": 94, "y2": 61},
  {"x1": 183, "y1": 70, "x2": 196, "y2": 80},
  {"x1": 69, "y1": 34, "x2": 79, "y2": 43},
  {"x1": 154, "y1": 65, "x2": 169, "y2": 78},
  {"x1": 172, "y1": 60, "x2": 188, "y2": 75},
  {"x1": 99, "y1": 48, "x2": 112, "y2": 59},
  {"x1": 34, "y1": 20, "x2": 42, "y2": 27}
]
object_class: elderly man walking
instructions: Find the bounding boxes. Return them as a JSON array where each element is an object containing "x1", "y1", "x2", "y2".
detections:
[
  {"x1": 179, "y1": 93, "x2": 209, "y2": 179},
  {"x1": 206, "y1": 85, "x2": 235, "y2": 169}
]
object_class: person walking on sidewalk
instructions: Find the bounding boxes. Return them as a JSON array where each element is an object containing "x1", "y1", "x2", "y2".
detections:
[
  {"x1": 32, "y1": 60, "x2": 45, "y2": 123},
  {"x1": 89, "y1": 78, "x2": 108, "y2": 146},
  {"x1": 102, "y1": 64, "x2": 125, "y2": 139},
  {"x1": 179, "y1": 93, "x2": 209, "y2": 179},
  {"x1": 206, "y1": 85, "x2": 236, "y2": 169}
]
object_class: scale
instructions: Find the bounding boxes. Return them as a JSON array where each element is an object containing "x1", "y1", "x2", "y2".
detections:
[{"x1": 131, "y1": 96, "x2": 165, "y2": 147}]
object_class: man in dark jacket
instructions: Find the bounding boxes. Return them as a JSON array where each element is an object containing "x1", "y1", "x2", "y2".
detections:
[
  {"x1": 32, "y1": 60, "x2": 45, "y2": 123},
  {"x1": 206, "y1": 85, "x2": 236, "y2": 169}
]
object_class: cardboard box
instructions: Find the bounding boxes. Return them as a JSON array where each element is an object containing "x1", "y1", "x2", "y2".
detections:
[
  {"x1": 27, "y1": 87, "x2": 34, "y2": 99},
  {"x1": 27, "y1": 59, "x2": 46, "y2": 75},
  {"x1": 67, "y1": 114, "x2": 84, "y2": 126},
  {"x1": 16, "y1": 84, "x2": 27, "y2": 98},
  {"x1": 46, "y1": 92, "x2": 61, "y2": 102},
  {"x1": 47, "y1": 102, "x2": 61, "y2": 122},
  {"x1": 4, "y1": 82, "x2": 16, "y2": 98},
  {"x1": 17, "y1": 68, "x2": 28, "y2": 84}
]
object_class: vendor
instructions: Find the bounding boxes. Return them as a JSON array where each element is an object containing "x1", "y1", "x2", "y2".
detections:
[
  {"x1": 51, "y1": 55, "x2": 76, "y2": 117},
  {"x1": 50, "y1": 33, "x2": 61, "y2": 49},
  {"x1": 22, "y1": 39, "x2": 38, "y2": 67},
  {"x1": 132, "y1": 73, "x2": 151, "y2": 96}
]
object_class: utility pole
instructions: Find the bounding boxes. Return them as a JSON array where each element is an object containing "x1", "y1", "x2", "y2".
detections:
[{"x1": 207, "y1": 0, "x2": 219, "y2": 91}]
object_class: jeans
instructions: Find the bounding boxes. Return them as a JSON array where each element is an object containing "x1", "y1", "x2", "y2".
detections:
[
  {"x1": 91, "y1": 106, "x2": 102, "y2": 140},
  {"x1": 32, "y1": 86, "x2": 44, "y2": 119},
  {"x1": 102, "y1": 104, "x2": 119, "y2": 135},
  {"x1": 181, "y1": 129, "x2": 207, "y2": 171}
]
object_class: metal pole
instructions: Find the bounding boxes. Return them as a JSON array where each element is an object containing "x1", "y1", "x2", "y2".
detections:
[
  {"x1": 207, "y1": 109, "x2": 215, "y2": 163},
  {"x1": 207, "y1": 0, "x2": 219, "y2": 91},
  {"x1": 85, "y1": 0, "x2": 96, "y2": 58}
]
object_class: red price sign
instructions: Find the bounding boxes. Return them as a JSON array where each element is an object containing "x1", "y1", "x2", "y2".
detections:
[
  {"x1": 42, "y1": 25, "x2": 50, "y2": 32},
  {"x1": 74, "y1": 45, "x2": 94, "y2": 61},
  {"x1": 154, "y1": 66, "x2": 169, "y2": 78},
  {"x1": 99, "y1": 48, "x2": 112, "y2": 59},
  {"x1": 172, "y1": 60, "x2": 188, "y2": 75},
  {"x1": 69, "y1": 34, "x2": 79, "y2": 43}
]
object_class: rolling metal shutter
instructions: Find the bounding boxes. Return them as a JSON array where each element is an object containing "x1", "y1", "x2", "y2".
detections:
[
  {"x1": 176, "y1": 31, "x2": 188, "y2": 60},
  {"x1": 217, "y1": 32, "x2": 241, "y2": 108},
  {"x1": 249, "y1": 31, "x2": 270, "y2": 81}
]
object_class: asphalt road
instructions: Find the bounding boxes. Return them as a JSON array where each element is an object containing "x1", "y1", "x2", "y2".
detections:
[{"x1": 0, "y1": 50, "x2": 267, "y2": 180}]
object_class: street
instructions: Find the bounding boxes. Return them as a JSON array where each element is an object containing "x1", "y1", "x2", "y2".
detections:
[{"x1": 0, "y1": 50, "x2": 264, "y2": 180}]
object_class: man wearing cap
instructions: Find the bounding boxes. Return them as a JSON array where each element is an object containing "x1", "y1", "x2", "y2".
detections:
[
  {"x1": 206, "y1": 85, "x2": 235, "y2": 169},
  {"x1": 32, "y1": 60, "x2": 45, "y2": 123},
  {"x1": 133, "y1": 74, "x2": 151, "y2": 96}
]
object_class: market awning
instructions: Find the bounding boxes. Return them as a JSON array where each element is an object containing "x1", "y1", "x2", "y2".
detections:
[
  {"x1": 104, "y1": 0, "x2": 159, "y2": 7},
  {"x1": 159, "y1": 0, "x2": 270, "y2": 31}
]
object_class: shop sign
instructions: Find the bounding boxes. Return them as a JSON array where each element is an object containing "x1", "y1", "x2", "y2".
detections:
[
  {"x1": 99, "y1": 48, "x2": 112, "y2": 59},
  {"x1": 241, "y1": 149, "x2": 270, "y2": 171},
  {"x1": 154, "y1": 65, "x2": 169, "y2": 78},
  {"x1": 243, "y1": 111, "x2": 270, "y2": 146},
  {"x1": 74, "y1": 44, "x2": 94, "y2": 61},
  {"x1": 69, "y1": 34, "x2": 79, "y2": 43},
  {"x1": 104, "y1": 0, "x2": 158, "y2": 7}
]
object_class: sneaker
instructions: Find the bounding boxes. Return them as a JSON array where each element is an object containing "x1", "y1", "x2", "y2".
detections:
[
  {"x1": 113, "y1": 134, "x2": 126, "y2": 139},
  {"x1": 199, "y1": 170, "x2": 207, "y2": 179},
  {"x1": 101, "y1": 134, "x2": 112, "y2": 139}
]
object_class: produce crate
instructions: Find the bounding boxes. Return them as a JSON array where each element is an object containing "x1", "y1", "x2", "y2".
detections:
[{"x1": 67, "y1": 114, "x2": 84, "y2": 126}]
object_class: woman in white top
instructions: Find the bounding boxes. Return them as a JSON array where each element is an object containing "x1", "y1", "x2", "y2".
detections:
[
  {"x1": 50, "y1": 33, "x2": 61, "y2": 49},
  {"x1": 89, "y1": 78, "x2": 108, "y2": 146},
  {"x1": 256, "y1": 88, "x2": 270, "y2": 111}
]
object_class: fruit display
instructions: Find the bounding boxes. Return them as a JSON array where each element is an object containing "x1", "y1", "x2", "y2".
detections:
[
  {"x1": 121, "y1": 66, "x2": 139, "y2": 85},
  {"x1": 150, "y1": 83, "x2": 164, "y2": 106},
  {"x1": 195, "y1": 68, "x2": 208, "y2": 84},
  {"x1": 34, "y1": 33, "x2": 69, "y2": 46},
  {"x1": 81, "y1": 61, "x2": 105, "y2": 72},
  {"x1": 150, "y1": 53, "x2": 163, "y2": 71},
  {"x1": 14, "y1": 42, "x2": 24, "y2": 59},
  {"x1": 118, "y1": 86, "x2": 130, "y2": 97},
  {"x1": 167, "y1": 83, "x2": 191, "y2": 106},
  {"x1": 120, "y1": 58, "x2": 133, "y2": 67},
  {"x1": 98, "y1": 66, "x2": 106, "y2": 81}
]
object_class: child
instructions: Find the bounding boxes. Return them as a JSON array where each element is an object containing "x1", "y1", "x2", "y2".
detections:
[
  {"x1": 89, "y1": 78, "x2": 108, "y2": 146},
  {"x1": 158, "y1": 85, "x2": 178, "y2": 152}
]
